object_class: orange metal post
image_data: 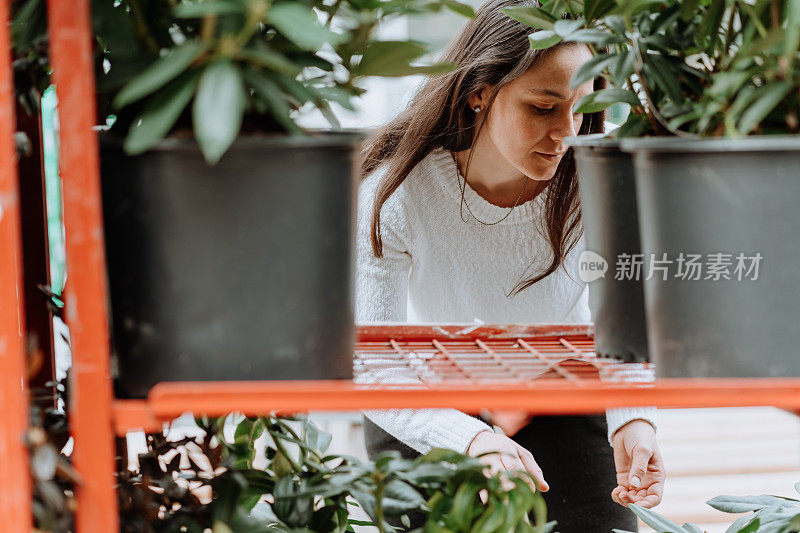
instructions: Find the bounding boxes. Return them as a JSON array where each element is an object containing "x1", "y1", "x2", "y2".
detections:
[
  {"x1": 46, "y1": 0, "x2": 119, "y2": 530},
  {"x1": 0, "y1": 0, "x2": 33, "y2": 529}
]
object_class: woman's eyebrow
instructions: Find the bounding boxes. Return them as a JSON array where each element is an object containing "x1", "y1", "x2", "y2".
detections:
[{"x1": 529, "y1": 88, "x2": 567, "y2": 99}]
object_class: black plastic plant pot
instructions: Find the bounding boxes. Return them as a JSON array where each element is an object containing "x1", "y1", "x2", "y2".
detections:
[
  {"x1": 100, "y1": 133, "x2": 362, "y2": 398},
  {"x1": 566, "y1": 134, "x2": 649, "y2": 364},
  {"x1": 621, "y1": 136, "x2": 800, "y2": 378}
]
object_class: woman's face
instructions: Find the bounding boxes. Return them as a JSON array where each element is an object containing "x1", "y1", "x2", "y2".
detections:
[{"x1": 473, "y1": 44, "x2": 595, "y2": 180}]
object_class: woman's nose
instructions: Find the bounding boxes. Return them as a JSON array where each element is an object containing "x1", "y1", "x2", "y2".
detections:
[{"x1": 551, "y1": 110, "x2": 580, "y2": 141}]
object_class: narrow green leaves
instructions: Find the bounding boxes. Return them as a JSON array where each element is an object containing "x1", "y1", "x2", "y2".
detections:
[
  {"x1": 123, "y1": 69, "x2": 200, "y2": 155},
  {"x1": 114, "y1": 41, "x2": 208, "y2": 108}
]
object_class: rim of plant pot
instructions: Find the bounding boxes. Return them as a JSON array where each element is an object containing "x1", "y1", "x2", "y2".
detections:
[
  {"x1": 565, "y1": 133, "x2": 621, "y2": 151},
  {"x1": 99, "y1": 128, "x2": 369, "y2": 152},
  {"x1": 619, "y1": 135, "x2": 800, "y2": 154}
]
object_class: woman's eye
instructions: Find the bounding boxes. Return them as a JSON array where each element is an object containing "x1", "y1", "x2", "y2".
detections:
[{"x1": 531, "y1": 104, "x2": 554, "y2": 114}]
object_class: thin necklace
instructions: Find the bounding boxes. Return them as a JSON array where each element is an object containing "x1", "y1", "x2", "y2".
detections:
[{"x1": 450, "y1": 151, "x2": 529, "y2": 226}]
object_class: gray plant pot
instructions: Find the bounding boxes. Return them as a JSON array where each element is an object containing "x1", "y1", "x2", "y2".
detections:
[
  {"x1": 621, "y1": 135, "x2": 800, "y2": 377},
  {"x1": 566, "y1": 134, "x2": 649, "y2": 363},
  {"x1": 100, "y1": 132, "x2": 363, "y2": 398}
]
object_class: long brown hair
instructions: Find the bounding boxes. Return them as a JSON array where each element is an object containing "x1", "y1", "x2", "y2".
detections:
[{"x1": 360, "y1": 0, "x2": 605, "y2": 295}]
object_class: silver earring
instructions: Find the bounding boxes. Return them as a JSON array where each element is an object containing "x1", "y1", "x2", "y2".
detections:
[{"x1": 473, "y1": 106, "x2": 482, "y2": 113}]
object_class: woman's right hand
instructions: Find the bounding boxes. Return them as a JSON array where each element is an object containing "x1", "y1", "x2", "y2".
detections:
[{"x1": 466, "y1": 430, "x2": 549, "y2": 494}]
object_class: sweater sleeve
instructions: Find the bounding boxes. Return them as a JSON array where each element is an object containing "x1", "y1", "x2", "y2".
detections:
[
  {"x1": 356, "y1": 171, "x2": 492, "y2": 454},
  {"x1": 562, "y1": 283, "x2": 659, "y2": 446}
]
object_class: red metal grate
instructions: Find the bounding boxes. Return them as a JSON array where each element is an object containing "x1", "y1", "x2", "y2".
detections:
[{"x1": 354, "y1": 324, "x2": 651, "y2": 386}]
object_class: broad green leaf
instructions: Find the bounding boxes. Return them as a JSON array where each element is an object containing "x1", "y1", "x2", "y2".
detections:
[
  {"x1": 124, "y1": 69, "x2": 200, "y2": 155},
  {"x1": 193, "y1": 60, "x2": 246, "y2": 164},
  {"x1": 380, "y1": 480, "x2": 425, "y2": 516},
  {"x1": 553, "y1": 19, "x2": 584, "y2": 38},
  {"x1": 735, "y1": 518, "x2": 761, "y2": 533},
  {"x1": 570, "y1": 53, "x2": 616, "y2": 88},
  {"x1": 627, "y1": 503, "x2": 686, "y2": 533},
  {"x1": 501, "y1": 5, "x2": 558, "y2": 30},
  {"x1": 575, "y1": 88, "x2": 640, "y2": 113},
  {"x1": 736, "y1": 81, "x2": 792, "y2": 135},
  {"x1": 114, "y1": 41, "x2": 208, "y2": 108},
  {"x1": 442, "y1": 0, "x2": 476, "y2": 18},
  {"x1": 235, "y1": 48, "x2": 302, "y2": 77},
  {"x1": 266, "y1": 2, "x2": 348, "y2": 51},
  {"x1": 529, "y1": 30, "x2": 563, "y2": 50},
  {"x1": 566, "y1": 28, "x2": 619, "y2": 45},
  {"x1": 304, "y1": 420, "x2": 332, "y2": 454},
  {"x1": 707, "y1": 493, "x2": 798, "y2": 514},
  {"x1": 353, "y1": 41, "x2": 428, "y2": 77},
  {"x1": 174, "y1": 1, "x2": 243, "y2": 18},
  {"x1": 681, "y1": 524, "x2": 704, "y2": 533}
]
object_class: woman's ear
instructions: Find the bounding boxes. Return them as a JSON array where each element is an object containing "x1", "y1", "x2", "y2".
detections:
[{"x1": 467, "y1": 86, "x2": 491, "y2": 111}]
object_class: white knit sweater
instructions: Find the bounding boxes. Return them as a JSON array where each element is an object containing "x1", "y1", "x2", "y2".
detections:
[{"x1": 355, "y1": 146, "x2": 657, "y2": 455}]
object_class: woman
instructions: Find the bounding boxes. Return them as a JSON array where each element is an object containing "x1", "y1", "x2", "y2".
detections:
[{"x1": 355, "y1": 0, "x2": 666, "y2": 530}]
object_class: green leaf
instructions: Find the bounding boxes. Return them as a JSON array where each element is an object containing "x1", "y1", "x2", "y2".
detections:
[
  {"x1": 795, "y1": 481, "x2": 800, "y2": 495},
  {"x1": 681, "y1": 524, "x2": 704, "y2": 533},
  {"x1": 553, "y1": 19, "x2": 585, "y2": 38},
  {"x1": 611, "y1": 49, "x2": 635, "y2": 88},
  {"x1": 114, "y1": 41, "x2": 208, "y2": 108},
  {"x1": 266, "y1": 2, "x2": 348, "y2": 51},
  {"x1": 785, "y1": 0, "x2": 800, "y2": 65},
  {"x1": 442, "y1": 0, "x2": 476, "y2": 18},
  {"x1": 642, "y1": 54, "x2": 683, "y2": 102},
  {"x1": 566, "y1": 28, "x2": 619, "y2": 45},
  {"x1": 529, "y1": 30, "x2": 563, "y2": 50},
  {"x1": 243, "y1": 67, "x2": 302, "y2": 133},
  {"x1": 627, "y1": 504, "x2": 685, "y2": 533},
  {"x1": 235, "y1": 48, "x2": 302, "y2": 77},
  {"x1": 501, "y1": 5, "x2": 558, "y2": 30},
  {"x1": 124, "y1": 69, "x2": 200, "y2": 155},
  {"x1": 736, "y1": 81, "x2": 792, "y2": 135},
  {"x1": 193, "y1": 60, "x2": 246, "y2": 164},
  {"x1": 570, "y1": 53, "x2": 615, "y2": 88},
  {"x1": 584, "y1": 0, "x2": 617, "y2": 21},
  {"x1": 304, "y1": 420, "x2": 332, "y2": 454},
  {"x1": 174, "y1": 1, "x2": 243, "y2": 18},
  {"x1": 575, "y1": 88, "x2": 640, "y2": 113},
  {"x1": 707, "y1": 494, "x2": 798, "y2": 514},
  {"x1": 353, "y1": 40, "x2": 429, "y2": 77}
]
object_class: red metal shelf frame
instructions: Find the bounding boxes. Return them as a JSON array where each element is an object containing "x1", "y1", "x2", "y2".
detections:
[{"x1": 2, "y1": 2, "x2": 800, "y2": 532}]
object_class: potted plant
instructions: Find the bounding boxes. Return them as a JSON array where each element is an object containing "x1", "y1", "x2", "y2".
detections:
[
  {"x1": 511, "y1": 0, "x2": 800, "y2": 378},
  {"x1": 13, "y1": 0, "x2": 474, "y2": 397},
  {"x1": 500, "y1": 0, "x2": 698, "y2": 365},
  {"x1": 618, "y1": 483, "x2": 800, "y2": 533},
  {"x1": 29, "y1": 376, "x2": 552, "y2": 532}
]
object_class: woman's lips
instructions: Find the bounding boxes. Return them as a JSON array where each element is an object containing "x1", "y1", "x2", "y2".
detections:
[{"x1": 535, "y1": 151, "x2": 561, "y2": 162}]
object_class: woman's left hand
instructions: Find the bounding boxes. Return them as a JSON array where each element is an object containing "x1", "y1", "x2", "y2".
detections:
[{"x1": 611, "y1": 419, "x2": 666, "y2": 509}]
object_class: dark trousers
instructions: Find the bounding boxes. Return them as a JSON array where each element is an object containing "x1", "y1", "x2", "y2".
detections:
[{"x1": 363, "y1": 414, "x2": 638, "y2": 533}]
